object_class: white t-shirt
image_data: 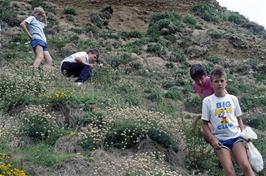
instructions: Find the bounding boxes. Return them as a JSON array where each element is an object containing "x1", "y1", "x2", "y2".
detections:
[
  {"x1": 25, "y1": 16, "x2": 46, "y2": 42},
  {"x1": 60, "y1": 52, "x2": 89, "y2": 72},
  {"x1": 201, "y1": 94, "x2": 242, "y2": 140}
]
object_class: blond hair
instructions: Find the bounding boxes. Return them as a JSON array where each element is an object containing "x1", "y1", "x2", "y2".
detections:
[{"x1": 32, "y1": 7, "x2": 47, "y2": 24}]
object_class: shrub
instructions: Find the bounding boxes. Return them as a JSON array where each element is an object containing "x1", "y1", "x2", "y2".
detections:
[
  {"x1": 207, "y1": 29, "x2": 224, "y2": 39},
  {"x1": 243, "y1": 22, "x2": 265, "y2": 35},
  {"x1": 31, "y1": 0, "x2": 46, "y2": 8},
  {"x1": 64, "y1": 7, "x2": 77, "y2": 15},
  {"x1": 49, "y1": 35, "x2": 72, "y2": 49},
  {"x1": 254, "y1": 65, "x2": 266, "y2": 83},
  {"x1": 31, "y1": 0, "x2": 56, "y2": 13},
  {"x1": 120, "y1": 39, "x2": 147, "y2": 54},
  {"x1": 192, "y1": 3, "x2": 221, "y2": 22},
  {"x1": 148, "y1": 128, "x2": 178, "y2": 152},
  {"x1": 183, "y1": 15, "x2": 197, "y2": 28},
  {"x1": 147, "y1": 11, "x2": 182, "y2": 41},
  {"x1": 80, "y1": 107, "x2": 180, "y2": 151},
  {"x1": 119, "y1": 31, "x2": 144, "y2": 39},
  {"x1": 181, "y1": 121, "x2": 218, "y2": 173},
  {"x1": 22, "y1": 144, "x2": 74, "y2": 167},
  {"x1": 0, "y1": 0, "x2": 19, "y2": 26},
  {"x1": 206, "y1": 55, "x2": 221, "y2": 64},
  {"x1": 146, "y1": 89, "x2": 162, "y2": 103},
  {"x1": 19, "y1": 105, "x2": 58, "y2": 141},
  {"x1": 184, "y1": 94, "x2": 202, "y2": 113},
  {"x1": 110, "y1": 54, "x2": 132, "y2": 68},
  {"x1": 227, "y1": 12, "x2": 248, "y2": 25},
  {"x1": 169, "y1": 49, "x2": 186, "y2": 62},
  {"x1": 0, "y1": 73, "x2": 46, "y2": 111},
  {"x1": 243, "y1": 114, "x2": 266, "y2": 131},
  {"x1": 240, "y1": 96, "x2": 266, "y2": 112},
  {"x1": 146, "y1": 43, "x2": 165, "y2": 56},
  {"x1": 99, "y1": 30, "x2": 119, "y2": 40},
  {"x1": 11, "y1": 33, "x2": 29, "y2": 43},
  {"x1": 47, "y1": 15, "x2": 59, "y2": 28},
  {"x1": 104, "y1": 107, "x2": 179, "y2": 150},
  {"x1": 164, "y1": 86, "x2": 182, "y2": 100},
  {"x1": 105, "y1": 120, "x2": 146, "y2": 149}
]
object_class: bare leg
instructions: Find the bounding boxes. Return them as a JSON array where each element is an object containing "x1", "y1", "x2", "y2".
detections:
[
  {"x1": 43, "y1": 51, "x2": 53, "y2": 71},
  {"x1": 232, "y1": 142, "x2": 255, "y2": 176},
  {"x1": 216, "y1": 148, "x2": 236, "y2": 176},
  {"x1": 33, "y1": 45, "x2": 44, "y2": 68},
  {"x1": 43, "y1": 51, "x2": 53, "y2": 66}
]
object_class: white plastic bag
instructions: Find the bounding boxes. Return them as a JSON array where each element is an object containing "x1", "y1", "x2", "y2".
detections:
[
  {"x1": 240, "y1": 126, "x2": 257, "y2": 140},
  {"x1": 246, "y1": 142, "x2": 264, "y2": 173}
]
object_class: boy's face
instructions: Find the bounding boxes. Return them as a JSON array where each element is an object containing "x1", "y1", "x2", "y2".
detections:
[
  {"x1": 88, "y1": 53, "x2": 97, "y2": 63},
  {"x1": 194, "y1": 75, "x2": 206, "y2": 86},
  {"x1": 211, "y1": 76, "x2": 227, "y2": 95}
]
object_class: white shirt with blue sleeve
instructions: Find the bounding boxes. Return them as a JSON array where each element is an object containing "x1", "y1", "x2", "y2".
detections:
[{"x1": 25, "y1": 16, "x2": 47, "y2": 42}]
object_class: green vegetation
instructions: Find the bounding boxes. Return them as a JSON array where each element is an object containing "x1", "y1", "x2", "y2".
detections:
[
  {"x1": 0, "y1": 0, "x2": 19, "y2": 26},
  {"x1": 192, "y1": 3, "x2": 224, "y2": 23},
  {"x1": 63, "y1": 7, "x2": 77, "y2": 15},
  {"x1": 1, "y1": 1, "x2": 266, "y2": 175},
  {"x1": 227, "y1": 12, "x2": 248, "y2": 25},
  {"x1": 147, "y1": 11, "x2": 183, "y2": 41},
  {"x1": 207, "y1": 29, "x2": 224, "y2": 39}
]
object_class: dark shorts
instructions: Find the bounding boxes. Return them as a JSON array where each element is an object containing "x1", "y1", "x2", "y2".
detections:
[
  {"x1": 31, "y1": 39, "x2": 48, "y2": 51},
  {"x1": 219, "y1": 136, "x2": 243, "y2": 151}
]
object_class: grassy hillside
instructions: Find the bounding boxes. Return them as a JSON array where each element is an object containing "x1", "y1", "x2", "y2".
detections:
[{"x1": 0, "y1": 0, "x2": 266, "y2": 175}]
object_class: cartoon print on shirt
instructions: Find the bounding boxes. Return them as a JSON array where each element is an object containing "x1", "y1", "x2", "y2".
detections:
[{"x1": 215, "y1": 101, "x2": 233, "y2": 130}]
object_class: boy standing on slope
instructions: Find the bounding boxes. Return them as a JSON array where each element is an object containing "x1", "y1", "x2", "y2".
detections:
[
  {"x1": 20, "y1": 7, "x2": 53, "y2": 69},
  {"x1": 201, "y1": 67, "x2": 254, "y2": 176}
]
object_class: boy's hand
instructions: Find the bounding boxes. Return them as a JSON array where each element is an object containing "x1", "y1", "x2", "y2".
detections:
[{"x1": 211, "y1": 139, "x2": 222, "y2": 150}]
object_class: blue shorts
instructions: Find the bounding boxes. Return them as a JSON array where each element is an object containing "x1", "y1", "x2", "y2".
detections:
[
  {"x1": 219, "y1": 136, "x2": 243, "y2": 151},
  {"x1": 31, "y1": 39, "x2": 48, "y2": 51}
]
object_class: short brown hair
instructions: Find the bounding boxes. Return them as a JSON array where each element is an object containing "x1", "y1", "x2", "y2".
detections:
[
  {"x1": 88, "y1": 48, "x2": 99, "y2": 61},
  {"x1": 190, "y1": 64, "x2": 206, "y2": 80},
  {"x1": 210, "y1": 66, "x2": 226, "y2": 81}
]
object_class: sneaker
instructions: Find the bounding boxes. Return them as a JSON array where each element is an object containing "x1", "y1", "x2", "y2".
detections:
[{"x1": 75, "y1": 82, "x2": 83, "y2": 86}]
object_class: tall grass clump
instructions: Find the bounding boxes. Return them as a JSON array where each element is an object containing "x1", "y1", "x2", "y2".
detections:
[
  {"x1": 147, "y1": 11, "x2": 183, "y2": 41},
  {"x1": 192, "y1": 3, "x2": 225, "y2": 23},
  {"x1": 64, "y1": 7, "x2": 77, "y2": 15},
  {"x1": 19, "y1": 105, "x2": 59, "y2": 142},
  {"x1": 227, "y1": 12, "x2": 248, "y2": 25},
  {"x1": 79, "y1": 107, "x2": 180, "y2": 152},
  {"x1": 0, "y1": 70, "x2": 46, "y2": 111},
  {"x1": 0, "y1": 0, "x2": 19, "y2": 26}
]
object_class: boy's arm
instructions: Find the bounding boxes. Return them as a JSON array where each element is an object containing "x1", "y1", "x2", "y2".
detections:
[
  {"x1": 237, "y1": 116, "x2": 244, "y2": 131},
  {"x1": 75, "y1": 57, "x2": 89, "y2": 65},
  {"x1": 202, "y1": 120, "x2": 221, "y2": 150},
  {"x1": 20, "y1": 20, "x2": 32, "y2": 39},
  {"x1": 75, "y1": 55, "x2": 96, "y2": 68}
]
